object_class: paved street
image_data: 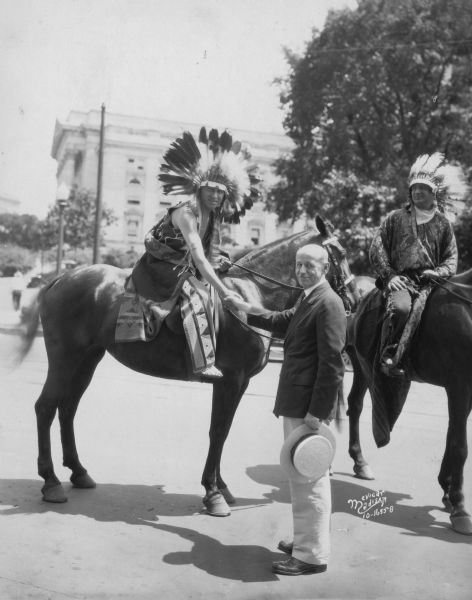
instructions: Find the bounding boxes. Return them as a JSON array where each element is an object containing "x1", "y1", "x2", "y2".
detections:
[{"x1": 0, "y1": 277, "x2": 471, "y2": 599}]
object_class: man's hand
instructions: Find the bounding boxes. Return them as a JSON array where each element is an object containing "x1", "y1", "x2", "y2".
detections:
[
  {"x1": 217, "y1": 256, "x2": 232, "y2": 273},
  {"x1": 387, "y1": 275, "x2": 409, "y2": 292},
  {"x1": 303, "y1": 413, "x2": 322, "y2": 431},
  {"x1": 420, "y1": 269, "x2": 437, "y2": 281},
  {"x1": 223, "y1": 291, "x2": 249, "y2": 312}
]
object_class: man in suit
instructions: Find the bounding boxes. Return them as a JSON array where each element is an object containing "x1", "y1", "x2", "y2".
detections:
[{"x1": 228, "y1": 244, "x2": 346, "y2": 575}]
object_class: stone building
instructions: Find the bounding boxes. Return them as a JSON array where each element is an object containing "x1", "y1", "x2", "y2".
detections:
[{"x1": 51, "y1": 110, "x2": 293, "y2": 254}]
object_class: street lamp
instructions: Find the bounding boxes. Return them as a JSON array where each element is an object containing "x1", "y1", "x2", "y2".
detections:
[{"x1": 56, "y1": 183, "x2": 69, "y2": 276}]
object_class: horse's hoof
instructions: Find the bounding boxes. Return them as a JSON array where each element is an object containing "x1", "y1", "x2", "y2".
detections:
[
  {"x1": 71, "y1": 472, "x2": 96, "y2": 489},
  {"x1": 42, "y1": 483, "x2": 67, "y2": 503},
  {"x1": 203, "y1": 492, "x2": 231, "y2": 517},
  {"x1": 450, "y1": 514, "x2": 472, "y2": 535},
  {"x1": 354, "y1": 464, "x2": 375, "y2": 480},
  {"x1": 219, "y1": 487, "x2": 236, "y2": 505}
]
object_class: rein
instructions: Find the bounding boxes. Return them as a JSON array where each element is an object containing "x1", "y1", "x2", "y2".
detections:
[
  {"x1": 431, "y1": 275, "x2": 472, "y2": 305},
  {"x1": 226, "y1": 259, "x2": 302, "y2": 291},
  {"x1": 223, "y1": 258, "x2": 296, "y2": 341},
  {"x1": 225, "y1": 307, "x2": 279, "y2": 341}
]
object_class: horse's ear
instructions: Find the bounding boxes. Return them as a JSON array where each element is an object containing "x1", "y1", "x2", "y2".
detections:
[{"x1": 315, "y1": 215, "x2": 330, "y2": 238}]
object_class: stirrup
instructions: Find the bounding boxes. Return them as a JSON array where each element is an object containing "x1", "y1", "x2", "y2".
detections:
[{"x1": 200, "y1": 365, "x2": 223, "y2": 380}]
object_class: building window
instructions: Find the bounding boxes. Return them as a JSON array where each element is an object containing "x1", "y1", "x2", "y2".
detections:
[
  {"x1": 74, "y1": 151, "x2": 83, "y2": 176},
  {"x1": 250, "y1": 227, "x2": 261, "y2": 245},
  {"x1": 126, "y1": 217, "x2": 140, "y2": 238},
  {"x1": 127, "y1": 199, "x2": 140, "y2": 205}
]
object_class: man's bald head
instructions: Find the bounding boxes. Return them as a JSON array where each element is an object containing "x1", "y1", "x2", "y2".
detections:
[
  {"x1": 295, "y1": 244, "x2": 329, "y2": 289},
  {"x1": 296, "y1": 244, "x2": 329, "y2": 264}
]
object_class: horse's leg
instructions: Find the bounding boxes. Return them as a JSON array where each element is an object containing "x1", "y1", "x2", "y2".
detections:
[
  {"x1": 201, "y1": 371, "x2": 249, "y2": 516},
  {"x1": 346, "y1": 348, "x2": 375, "y2": 480},
  {"x1": 59, "y1": 347, "x2": 106, "y2": 490},
  {"x1": 35, "y1": 358, "x2": 79, "y2": 503},
  {"x1": 438, "y1": 440, "x2": 452, "y2": 512},
  {"x1": 440, "y1": 384, "x2": 472, "y2": 534}
]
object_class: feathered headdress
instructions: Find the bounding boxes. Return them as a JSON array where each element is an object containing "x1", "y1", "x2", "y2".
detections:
[
  {"x1": 158, "y1": 127, "x2": 262, "y2": 223},
  {"x1": 408, "y1": 152, "x2": 469, "y2": 222}
]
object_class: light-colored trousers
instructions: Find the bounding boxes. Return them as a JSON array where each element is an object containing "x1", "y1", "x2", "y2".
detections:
[{"x1": 283, "y1": 416, "x2": 332, "y2": 565}]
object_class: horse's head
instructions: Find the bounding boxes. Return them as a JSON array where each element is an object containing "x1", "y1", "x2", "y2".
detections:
[
  {"x1": 227, "y1": 215, "x2": 363, "y2": 313},
  {"x1": 315, "y1": 215, "x2": 359, "y2": 314}
]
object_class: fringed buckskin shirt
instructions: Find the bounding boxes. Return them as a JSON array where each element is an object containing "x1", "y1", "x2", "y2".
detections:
[{"x1": 370, "y1": 206, "x2": 458, "y2": 286}]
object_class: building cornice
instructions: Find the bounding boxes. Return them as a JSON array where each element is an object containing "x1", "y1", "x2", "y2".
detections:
[{"x1": 53, "y1": 109, "x2": 293, "y2": 156}]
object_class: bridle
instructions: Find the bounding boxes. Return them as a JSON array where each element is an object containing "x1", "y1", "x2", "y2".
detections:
[{"x1": 321, "y1": 236, "x2": 356, "y2": 315}]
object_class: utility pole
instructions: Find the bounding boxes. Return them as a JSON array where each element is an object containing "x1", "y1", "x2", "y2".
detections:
[
  {"x1": 55, "y1": 183, "x2": 70, "y2": 276},
  {"x1": 93, "y1": 103, "x2": 105, "y2": 264}
]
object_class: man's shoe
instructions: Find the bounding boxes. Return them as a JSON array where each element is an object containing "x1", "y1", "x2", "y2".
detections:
[
  {"x1": 277, "y1": 540, "x2": 293, "y2": 555},
  {"x1": 272, "y1": 556, "x2": 327, "y2": 576}
]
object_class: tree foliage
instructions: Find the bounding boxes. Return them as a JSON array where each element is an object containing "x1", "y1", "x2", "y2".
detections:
[
  {"x1": 41, "y1": 188, "x2": 116, "y2": 251},
  {"x1": 270, "y1": 0, "x2": 472, "y2": 271},
  {"x1": 0, "y1": 244, "x2": 37, "y2": 275},
  {"x1": 0, "y1": 213, "x2": 45, "y2": 251}
]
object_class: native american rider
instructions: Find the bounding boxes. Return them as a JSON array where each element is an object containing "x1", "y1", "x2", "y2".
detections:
[
  {"x1": 130, "y1": 127, "x2": 261, "y2": 380},
  {"x1": 370, "y1": 153, "x2": 465, "y2": 378}
]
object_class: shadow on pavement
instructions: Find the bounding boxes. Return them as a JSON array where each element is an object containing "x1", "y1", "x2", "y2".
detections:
[
  {"x1": 153, "y1": 523, "x2": 281, "y2": 582},
  {"x1": 0, "y1": 478, "x2": 270, "y2": 524},
  {"x1": 0, "y1": 478, "x2": 282, "y2": 582},
  {"x1": 246, "y1": 464, "x2": 472, "y2": 545}
]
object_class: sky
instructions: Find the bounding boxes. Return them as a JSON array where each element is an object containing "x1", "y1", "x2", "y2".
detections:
[{"x1": 0, "y1": 0, "x2": 357, "y2": 217}]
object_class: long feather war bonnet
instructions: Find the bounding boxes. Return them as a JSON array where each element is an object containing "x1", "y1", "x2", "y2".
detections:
[
  {"x1": 408, "y1": 152, "x2": 469, "y2": 222},
  {"x1": 158, "y1": 127, "x2": 262, "y2": 223}
]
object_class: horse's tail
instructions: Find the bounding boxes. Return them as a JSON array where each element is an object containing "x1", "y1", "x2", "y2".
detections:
[{"x1": 14, "y1": 287, "x2": 43, "y2": 365}]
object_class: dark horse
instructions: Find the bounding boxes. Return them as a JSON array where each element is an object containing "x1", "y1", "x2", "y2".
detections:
[
  {"x1": 18, "y1": 216, "x2": 354, "y2": 517},
  {"x1": 345, "y1": 270, "x2": 472, "y2": 535}
]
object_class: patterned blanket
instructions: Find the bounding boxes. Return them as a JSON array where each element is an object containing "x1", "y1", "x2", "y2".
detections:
[
  {"x1": 115, "y1": 277, "x2": 181, "y2": 342},
  {"x1": 115, "y1": 245, "x2": 189, "y2": 343}
]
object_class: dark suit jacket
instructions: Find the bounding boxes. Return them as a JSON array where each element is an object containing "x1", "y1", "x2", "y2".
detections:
[{"x1": 248, "y1": 280, "x2": 346, "y2": 420}]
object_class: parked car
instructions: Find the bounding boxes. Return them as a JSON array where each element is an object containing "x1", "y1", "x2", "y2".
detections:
[{"x1": 26, "y1": 272, "x2": 55, "y2": 289}]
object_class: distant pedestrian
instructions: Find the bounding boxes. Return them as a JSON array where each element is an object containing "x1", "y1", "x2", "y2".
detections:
[{"x1": 11, "y1": 270, "x2": 25, "y2": 311}]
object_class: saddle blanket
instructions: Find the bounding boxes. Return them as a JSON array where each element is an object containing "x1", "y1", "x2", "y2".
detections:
[
  {"x1": 115, "y1": 275, "x2": 216, "y2": 344},
  {"x1": 115, "y1": 277, "x2": 179, "y2": 342}
]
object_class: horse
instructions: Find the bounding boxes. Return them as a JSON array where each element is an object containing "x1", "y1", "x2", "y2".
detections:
[
  {"x1": 345, "y1": 270, "x2": 472, "y2": 535},
  {"x1": 18, "y1": 215, "x2": 355, "y2": 517}
]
